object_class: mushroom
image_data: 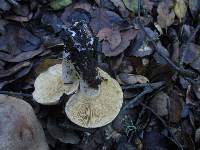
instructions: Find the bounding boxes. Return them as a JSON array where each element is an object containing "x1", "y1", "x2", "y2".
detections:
[
  {"x1": 33, "y1": 64, "x2": 79, "y2": 105},
  {"x1": 65, "y1": 68, "x2": 123, "y2": 128}
]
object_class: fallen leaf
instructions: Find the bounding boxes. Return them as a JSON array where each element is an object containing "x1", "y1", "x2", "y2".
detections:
[
  {"x1": 1, "y1": 25, "x2": 41, "y2": 54},
  {"x1": 153, "y1": 42, "x2": 170, "y2": 64},
  {"x1": 130, "y1": 28, "x2": 157, "y2": 57},
  {"x1": 47, "y1": 117, "x2": 80, "y2": 144},
  {"x1": 193, "y1": 81, "x2": 200, "y2": 100},
  {"x1": 102, "y1": 29, "x2": 137, "y2": 56},
  {"x1": 174, "y1": 0, "x2": 187, "y2": 21},
  {"x1": 169, "y1": 90, "x2": 183, "y2": 123},
  {"x1": 123, "y1": 0, "x2": 138, "y2": 13},
  {"x1": 4, "y1": 13, "x2": 33, "y2": 22},
  {"x1": 0, "y1": 48, "x2": 43, "y2": 62},
  {"x1": 61, "y1": 7, "x2": 91, "y2": 25},
  {"x1": 97, "y1": 28, "x2": 121, "y2": 50},
  {"x1": 181, "y1": 43, "x2": 200, "y2": 71},
  {"x1": 189, "y1": 0, "x2": 200, "y2": 17},
  {"x1": 41, "y1": 13, "x2": 63, "y2": 33},
  {"x1": 90, "y1": 8, "x2": 123, "y2": 33},
  {"x1": 157, "y1": 0, "x2": 175, "y2": 29},
  {"x1": 143, "y1": 131, "x2": 179, "y2": 149},
  {"x1": 50, "y1": 0, "x2": 72, "y2": 10},
  {"x1": 0, "y1": 61, "x2": 31, "y2": 78},
  {"x1": 0, "y1": 0, "x2": 11, "y2": 11},
  {"x1": 117, "y1": 142, "x2": 137, "y2": 150},
  {"x1": 191, "y1": 57, "x2": 200, "y2": 71},
  {"x1": 195, "y1": 128, "x2": 200, "y2": 143},
  {"x1": 117, "y1": 73, "x2": 149, "y2": 85},
  {"x1": 35, "y1": 59, "x2": 62, "y2": 75},
  {"x1": 143, "y1": 0, "x2": 154, "y2": 12},
  {"x1": 149, "y1": 92, "x2": 169, "y2": 117},
  {"x1": 110, "y1": 0, "x2": 128, "y2": 17}
]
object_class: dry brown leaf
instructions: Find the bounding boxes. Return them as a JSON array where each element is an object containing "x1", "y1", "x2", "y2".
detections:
[
  {"x1": 97, "y1": 28, "x2": 121, "y2": 50},
  {"x1": 102, "y1": 29, "x2": 137, "y2": 57},
  {"x1": 0, "y1": 48, "x2": 43, "y2": 62},
  {"x1": 35, "y1": 59, "x2": 62, "y2": 75},
  {"x1": 0, "y1": 61, "x2": 31, "y2": 78},
  {"x1": 117, "y1": 73, "x2": 149, "y2": 85}
]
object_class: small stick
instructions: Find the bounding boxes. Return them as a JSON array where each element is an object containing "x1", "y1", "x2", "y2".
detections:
[{"x1": 122, "y1": 81, "x2": 165, "y2": 111}]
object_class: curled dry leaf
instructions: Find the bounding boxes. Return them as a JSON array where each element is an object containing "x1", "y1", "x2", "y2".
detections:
[
  {"x1": 65, "y1": 68, "x2": 123, "y2": 128},
  {"x1": 117, "y1": 73, "x2": 149, "y2": 85},
  {"x1": 157, "y1": 0, "x2": 175, "y2": 29},
  {"x1": 0, "y1": 61, "x2": 31, "y2": 78},
  {"x1": 4, "y1": 13, "x2": 33, "y2": 22}
]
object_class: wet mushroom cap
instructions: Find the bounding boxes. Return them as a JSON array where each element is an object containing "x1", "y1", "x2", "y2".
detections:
[
  {"x1": 65, "y1": 68, "x2": 123, "y2": 128},
  {"x1": 33, "y1": 64, "x2": 79, "y2": 105}
]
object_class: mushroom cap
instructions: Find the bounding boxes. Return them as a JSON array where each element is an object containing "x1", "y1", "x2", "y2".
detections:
[
  {"x1": 65, "y1": 68, "x2": 123, "y2": 128},
  {"x1": 33, "y1": 64, "x2": 79, "y2": 105}
]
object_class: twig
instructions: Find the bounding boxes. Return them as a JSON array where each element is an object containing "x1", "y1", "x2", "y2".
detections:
[
  {"x1": 140, "y1": 103, "x2": 184, "y2": 150},
  {"x1": 122, "y1": 81, "x2": 165, "y2": 111},
  {"x1": 137, "y1": 0, "x2": 196, "y2": 78}
]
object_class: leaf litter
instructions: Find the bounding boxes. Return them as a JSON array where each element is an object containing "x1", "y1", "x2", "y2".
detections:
[{"x1": 0, "y1": 0, "x2": 200, "y2": 149}]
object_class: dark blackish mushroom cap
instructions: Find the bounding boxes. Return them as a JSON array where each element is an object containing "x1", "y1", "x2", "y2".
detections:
[{"x1": 61, "y1": 20, "x2": 101, "y2": 88}]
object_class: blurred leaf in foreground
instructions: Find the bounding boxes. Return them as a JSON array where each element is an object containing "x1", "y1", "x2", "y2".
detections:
[{"x1": 50, "y1": 0, "x2": 72, "y2": 10}]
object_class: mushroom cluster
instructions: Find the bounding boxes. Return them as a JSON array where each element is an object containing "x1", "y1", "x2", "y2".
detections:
[
  {"x1": 33, "y1": 21, "x2": 123, "y2": 128},
  {"x1": 33, "y1": 62, "x2": 123, "y2": 128}
]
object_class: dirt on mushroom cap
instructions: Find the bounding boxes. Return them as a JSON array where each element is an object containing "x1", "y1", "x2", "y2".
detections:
[{"x1": 65, "y1": 68, "x2": 123, "y2": 128}]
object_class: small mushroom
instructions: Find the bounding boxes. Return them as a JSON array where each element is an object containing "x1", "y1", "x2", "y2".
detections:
[
  {"x1": 33, "y1": 64, "x2": 79, "y2": 105},
  {"x1": 65, "y1": 68, "x2": 123, "y2": 128}
]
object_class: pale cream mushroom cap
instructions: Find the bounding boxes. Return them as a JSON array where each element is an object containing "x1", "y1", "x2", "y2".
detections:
[
  {"x1": 33, "y1": 64, "x2": 79, "y2": 105},
  {"x1": 65, "y1": 68, "x2": 123, "y2": 128}
]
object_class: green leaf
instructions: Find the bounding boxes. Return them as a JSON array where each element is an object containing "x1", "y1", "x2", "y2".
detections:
[
  {"x1": 50, "y1": 0, "x2": 72, "y2": 10},
  {"x1": 123, "y1": 0, "x2": 138, "y2": 13}
]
